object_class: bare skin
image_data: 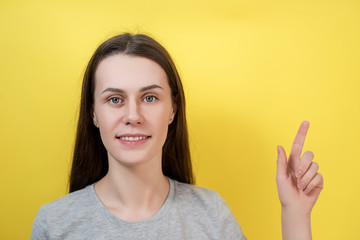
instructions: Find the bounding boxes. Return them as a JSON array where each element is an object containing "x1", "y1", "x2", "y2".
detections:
[{"x1": 277, "y1": 121, "x2": 324, "y2": 240}]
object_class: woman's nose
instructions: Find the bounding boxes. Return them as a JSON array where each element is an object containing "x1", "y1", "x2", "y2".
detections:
[{"x1": 123, "y1": 101, "x2": 144, "y2": 125}]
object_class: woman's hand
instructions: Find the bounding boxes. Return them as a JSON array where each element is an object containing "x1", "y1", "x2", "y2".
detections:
[{"x1": 276, "y1": 121, "x2": 323, "y2": 240}]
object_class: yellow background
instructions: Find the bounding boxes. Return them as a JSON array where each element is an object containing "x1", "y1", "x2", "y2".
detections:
[{"x1": 1, "y1": 0, "x2": 359, "y2": 239}]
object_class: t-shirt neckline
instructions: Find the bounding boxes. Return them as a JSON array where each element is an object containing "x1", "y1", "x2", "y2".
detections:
[{"x1": 87, "y1": 177, "x2": 174, "y2": 227}]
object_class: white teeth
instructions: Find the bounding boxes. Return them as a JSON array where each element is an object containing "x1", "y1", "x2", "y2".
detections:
[{"x1": 120, "y1": 136, "x2": 147, "y2": 141}]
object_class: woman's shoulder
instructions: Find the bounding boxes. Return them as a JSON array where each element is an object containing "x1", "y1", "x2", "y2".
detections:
[
  {"x1": 169, "y1": 179, "x2": 226, "y2": 213},
  {"x1": 171, "y1": 179, "x2": 219, "y2": 197},
  {"x1": 31, "y1": 184, "x2": 101, "y2": 239},
  {"x1": 36, "y1": 184, "x2": 94, "y2": 220},
  {"x1": 168, "y1": 179, "x2": 246, "y2": 239}
]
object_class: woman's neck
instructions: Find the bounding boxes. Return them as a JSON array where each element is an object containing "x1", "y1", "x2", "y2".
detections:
[{"x1": 94, "y1": 160, "x2": 170, "y2": 222}]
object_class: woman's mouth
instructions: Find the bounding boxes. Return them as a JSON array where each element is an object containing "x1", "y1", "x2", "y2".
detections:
[
  {"x1": 116, "y1": 135, "x2": 151, "y2": 146},
  {"x1": 118, "y1": 136, "x2": 148, "y2": 141}
]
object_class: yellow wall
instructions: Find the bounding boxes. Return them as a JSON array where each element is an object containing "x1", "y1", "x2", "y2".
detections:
[{"x1": 1, "y1": 0, "x2": 359, "y2": 239}]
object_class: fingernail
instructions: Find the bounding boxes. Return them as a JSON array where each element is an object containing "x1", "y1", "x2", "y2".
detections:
[
  {"x1": 298, "y1": 181, "x2": 305, "y2": 189},
  {"x1": 296, "y1": 171, "x2": 303, "y2": 178},
  {"x1": 304, "y1": 187, "x2": 310, "y2": 193}
]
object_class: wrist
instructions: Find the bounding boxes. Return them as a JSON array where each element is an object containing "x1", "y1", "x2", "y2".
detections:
[
  {"x1": 281, "y1": 206, "x2": 312, "y2": 218},
  {"x1": 281, "y1": 207, "x2": 312, "y2": 240}
]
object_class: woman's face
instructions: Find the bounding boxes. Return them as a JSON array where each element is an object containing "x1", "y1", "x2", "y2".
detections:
[{"x1": 93, "y1": 54, "x2": 175, "y2": 168}]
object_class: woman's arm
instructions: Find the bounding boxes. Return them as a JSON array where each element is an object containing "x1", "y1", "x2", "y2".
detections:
[{"x1": 276, "y1": 121, "x2": 324, "y2": 240}]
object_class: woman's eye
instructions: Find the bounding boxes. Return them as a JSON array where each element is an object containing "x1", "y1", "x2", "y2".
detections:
[
  {"x1": 144, "y1": 95, "x2": 157, "y2": 103},
  {"x1": 109, "y1": 97, "x2": 121, "y2": 104}
]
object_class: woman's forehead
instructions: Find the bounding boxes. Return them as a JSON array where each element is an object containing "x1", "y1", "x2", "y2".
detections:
[{"x1": 94, "y1": 54, "x2": 169, "y2": 92}]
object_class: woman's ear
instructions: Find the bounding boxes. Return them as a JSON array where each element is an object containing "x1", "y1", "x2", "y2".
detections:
[
  {"x1": 169, "y1": 103, "x2": 177, "y2": 124},
  {"x1": 93, "y1": 112, "x2": 99, "y2": 128}
]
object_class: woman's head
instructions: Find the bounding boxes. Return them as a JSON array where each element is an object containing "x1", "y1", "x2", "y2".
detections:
[{"x1": 69, "y1": 33, "x2": 194, "y2": 192}]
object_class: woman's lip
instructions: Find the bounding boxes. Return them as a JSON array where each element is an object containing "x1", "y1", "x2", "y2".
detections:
[{"x1": 116, "y1": 133, "x2": 149, "y2": 138}]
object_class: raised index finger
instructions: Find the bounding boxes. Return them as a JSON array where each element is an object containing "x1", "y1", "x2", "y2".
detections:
[{"x1": 288, "y1": 121, "x2": 310, "y2": 170}]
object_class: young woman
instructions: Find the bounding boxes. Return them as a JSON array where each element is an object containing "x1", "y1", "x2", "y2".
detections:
[{"x1": 31, "y1": 33, "x2": 323, "y2": 240}]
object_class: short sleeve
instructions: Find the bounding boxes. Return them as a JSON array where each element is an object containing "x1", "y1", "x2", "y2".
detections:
[
  {"x1": 30, "y1": 205, "x2": 49, "y2": 240},
  {"x1": 215, "y1": 192, "x2": 247, "y2": 240}
]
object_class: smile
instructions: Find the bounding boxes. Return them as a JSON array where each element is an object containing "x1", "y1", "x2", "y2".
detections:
[
  {"x1": 118, "y1": 136, "x2": 148, "y2": 141},
  {"x1": 116, "y1": 135, "x2": 151, "y2": 147}
]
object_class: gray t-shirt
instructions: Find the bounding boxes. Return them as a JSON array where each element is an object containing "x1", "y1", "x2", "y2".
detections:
[{"x1": 31, "y1": 178, "x2": 246, "y2": 239}]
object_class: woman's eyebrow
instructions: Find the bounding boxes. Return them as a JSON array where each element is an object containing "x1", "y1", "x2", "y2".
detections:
[
  {"x1": 140, "y1": 84, "x2": 163, "y2": 92},
  {"x1": 101, "y1": 84, "x2": 163, "y2": 94},
  {"x1": 101, "y1": 88, "x2": 124, "y2": 94}
]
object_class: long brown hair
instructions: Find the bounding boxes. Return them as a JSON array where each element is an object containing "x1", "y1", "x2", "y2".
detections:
[{"x1": 69, "y1": 33, "x2": 194, "y2": 192}]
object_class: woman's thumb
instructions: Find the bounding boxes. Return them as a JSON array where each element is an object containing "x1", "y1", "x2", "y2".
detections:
[{"x1": 276, "y1": 145, "x2": 288, "y2": 180}]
